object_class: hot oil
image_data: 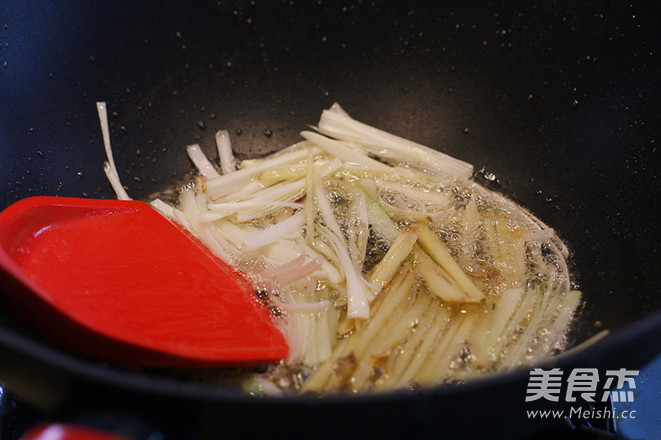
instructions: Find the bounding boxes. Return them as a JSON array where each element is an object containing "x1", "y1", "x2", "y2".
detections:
[
  {"x1": 163, "y1": 143, "x2": 579, "y2": 395},
  {"x1": 281, "y1": 172, "x2": 578, "y2": 393}
]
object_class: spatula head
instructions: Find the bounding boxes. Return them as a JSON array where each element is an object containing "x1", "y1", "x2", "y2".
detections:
[{"x1": 0, "y1": 196, "x2": 288, "y2": 367}]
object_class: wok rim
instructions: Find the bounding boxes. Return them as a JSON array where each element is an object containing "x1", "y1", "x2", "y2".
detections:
[{"x1": 1, "y1": 306, "x2": 660, "y2": 408}]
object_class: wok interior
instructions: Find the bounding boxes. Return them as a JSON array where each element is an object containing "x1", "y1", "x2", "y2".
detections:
[{"x1": 1, "y1": 0, "x2": 660, "y2": 382}]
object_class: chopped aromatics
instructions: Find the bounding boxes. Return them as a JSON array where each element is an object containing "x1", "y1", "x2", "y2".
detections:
[
  {"x1": 97, "y1": 102, "x2": 130, "y2": 200},
  {"x1": 98, "y1": 102, "x2": 583, "y2": 394}
]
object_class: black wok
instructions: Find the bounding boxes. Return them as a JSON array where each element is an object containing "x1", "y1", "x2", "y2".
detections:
[{"x1": 1, "y1": 1, "x2": 660, "y2": 438}]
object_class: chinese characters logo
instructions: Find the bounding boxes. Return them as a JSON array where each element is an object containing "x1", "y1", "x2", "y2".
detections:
[{"x1": 525, "y1": 368, "x2": 638, "y2": 403}]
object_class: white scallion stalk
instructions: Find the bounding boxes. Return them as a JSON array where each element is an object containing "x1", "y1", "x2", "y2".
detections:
[
  {"x1": 172, "y1": 209, "x2": 193, "y2": 233},
  {"x1": 214, "y1": 180, "x2": 265, "y2": 202},
  {"x1": 210, "y1": 179, "x2": 305, "y2": 208},
  {"x1": 243, "y1": 179, "x2": 307, "y2": 204},
  {"x1": 179, "y1": 188, "x2": 235, "y2": 263},
  {"x1": 200, "y1": 201, "x2": 303, "y2": 222},
  {"x1": 187, "y1": 144, "x2": 220, "y2": 179},
  {"x1": 315, "y1": 179, "x2": 371, "y2": 319},
  {"x1": 252, "y1": 240, "x2": 340, "y2": 286},
  {"x1": 240, "y1": 141, "x2": 313, "y2": 168},
  {"x1": 103, "y1": 162, "x2": 130, "y2": 200},
  {"x1": 150, "y1": 198, "x2": 192, "y2": 230},
  {"x1": 150, "y1": 198, "x2": 176, "y2": 219},
  {"x1": 212, "y1": 220, "x2": 253, "y2": 247},
  {"x1": 215, "y1": 130, "x2": 236, "y2": 174},
  {"x1": 327, "y1": 101, "x2": 351, "y2": 117},
  {"x1": 256, "y1": 240, "x2": 306, "y2": 268},
  {"x1": 317, "y1": 104, "x2": 474, "y2": 179},
  {"x1": 206, "y1": 147, "x2": 311, "y2": 199},
  {"x1": 259, "y1": 166, "x2": 307, "y2": 185},
  {"x1": 324, "y1": 227, "x2": 371, "y2": 319},
  {"x1": 259, "y1": 255, "x2": 305, "y2": 278},
  {"x1": 378, "y1": 181, "x2": 453, "y2": 210},
  {"x1": 302, "y1": 244, "x2": 344, "y2": 286},
  {"x1": 244, "y1": 211, "x2": 305, "y2": 249},
  {"x1": 317, "y1": 157, "x2": 343, "y2": 177},
  {"x1": 96, "y1": 102, "x2": 130, "y2": 200},
  {"x1": 300, "y1": 131, "x2": 394, "y2": 174},
  {"x1": 272, "y1": 257, "x2": 324, "y2": 286},
  {"x1": 206, "y1": 179, "x2": 306, "y2": 222}
]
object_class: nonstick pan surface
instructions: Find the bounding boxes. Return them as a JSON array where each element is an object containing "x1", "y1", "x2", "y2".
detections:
[{"x1": 0, "y1": 1, "x2": 660, "y2": 438}]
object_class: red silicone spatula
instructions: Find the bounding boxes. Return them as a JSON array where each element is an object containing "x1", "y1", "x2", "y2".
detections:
[{"x1": 0, "y1": 196, "x2": 288, "y2": 367}]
